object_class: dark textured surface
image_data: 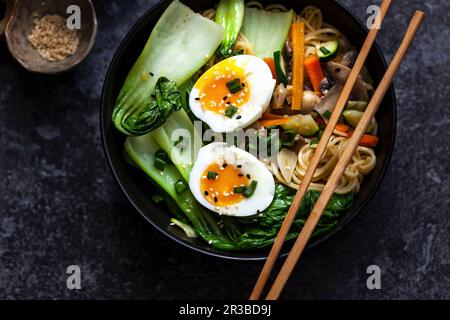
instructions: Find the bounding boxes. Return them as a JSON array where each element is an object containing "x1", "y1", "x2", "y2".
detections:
[{"x1": 0, "y1": 0, "x2": 449, "y2": 300}]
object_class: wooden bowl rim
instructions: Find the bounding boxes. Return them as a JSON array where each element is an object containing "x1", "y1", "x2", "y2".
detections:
[{"x1": 4, "y1": 0, "x2": 98, "y2": 74}]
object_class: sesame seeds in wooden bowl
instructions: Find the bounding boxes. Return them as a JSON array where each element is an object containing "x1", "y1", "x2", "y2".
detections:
[{"x1": 5, "y1": 0, "x2": 97, "y2": 74}]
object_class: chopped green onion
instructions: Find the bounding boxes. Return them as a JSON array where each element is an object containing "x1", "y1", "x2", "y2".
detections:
[
  {"x1": 175, "y1": 180, "x2": 187, "y2": 195},
  {"x1": 273, "y1": 51, "x2": 288, "y2": 86},
  {"x1": 233, "y1": 186, "x2": 246, "y2": 194},
  {"x1": 153, "y1": 149, "x2": 172, "y2": 171},
  {"x1": 207, "y1": 171, "x2": 218, "y2": 180},
  {"x1": 154, "y1": 158, "x2": 166, "y2": 171},
  {"x1": 226, "y1": 78, "x2": 243, "y2": 93},
  {"x1": 243, "y1": 181, "x2": 258, "y2": 198},
  {"x1": 225, "y1": 105, "x2": 238, "y2": 118},
  {"x1": 323, "y1": 111, "x2": 331, "y2": 119},
  {"x1": 310, "y1": 138, "x2": 319, "y2": 145},
  {"x1": 282, "y1": 129, "x2": 297, "y2": 148}
]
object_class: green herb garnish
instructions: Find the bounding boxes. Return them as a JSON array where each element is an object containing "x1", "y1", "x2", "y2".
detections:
[
  {"x1": 226, "y1": 78, "x2": 243, "y2": 94},
  {"x1": 243, "y1": 181, "x2": 258, "y2": 198},
  {"x1": 154, "y1": 149, "x2": 172, "y2": 171},
  {"x1": 233, "y1": 181, "x2": 258, "y2": 198},
  {"x1": 225, "y1": 105, "x2": 238, "y2": 118},
  {"x1": 207, "y1": 171, "x2": 218, "y2": 180},
  {"x1": 323, "y1": 111, "x2": 331, "y2": 119},
  {"x1": 234, "y1": 186, "x2": 246, "y2": 194},
  {"x1": 175, "y1": 180, "x2": 187, "y2": 195},
  {"x1": 281, "y1": 129, "x2": 297, "y2": 148}
]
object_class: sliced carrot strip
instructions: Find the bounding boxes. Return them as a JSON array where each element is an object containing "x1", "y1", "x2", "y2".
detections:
[
  {"x1": 334, "y1": 123, "x2": 350, "y2": 133},
  {"x1": 259, "y1": 118, "x2": 291, "y2": 127},
  {"x1": 261, "y1": 112, "x2": 285, "y2": 119},
  {"x1": 348, "y1": 131, "x2": 379, "y2": 147},
  {"x1": 291, "y1": 22, "x2": 305, "y2": 111},
  {"x1": 304, "y1": 55, "x2": 324, "y2": 93}
]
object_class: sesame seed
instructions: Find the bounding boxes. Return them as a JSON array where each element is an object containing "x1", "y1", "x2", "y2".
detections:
[
  {"x1": 247, "y1": 174, "x2": 251, "y2": 179},
  {"x1": 214, "y1": 197, "x2": 218, "y2": 203},
  {"x1": 204, "y1": 191, "x2": 209, "y2": 196}
]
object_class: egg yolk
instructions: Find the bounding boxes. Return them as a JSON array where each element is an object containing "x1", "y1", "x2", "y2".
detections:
[
  {"x1": 194, "y1": 60, "x2": 250, "y2": 115},
  {"x1": 200, "y1": 162, "x2": 250, "y2": 207}
]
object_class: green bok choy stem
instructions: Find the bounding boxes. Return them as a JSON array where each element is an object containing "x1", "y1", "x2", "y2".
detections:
[
  {"x1": 113, "y1": 0, "x2": 224, "y2": 136},
  {"x1": 215, "y1": 0, "x2": 245, "y2": 57}
]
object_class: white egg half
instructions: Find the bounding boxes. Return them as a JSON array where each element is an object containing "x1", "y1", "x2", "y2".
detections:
[
  {"x1": 189, "y1": 142, "x2": 275, "y2": 217},
  {"x1": 189, "y1": 55, "x2": 276, "y2": 133}
]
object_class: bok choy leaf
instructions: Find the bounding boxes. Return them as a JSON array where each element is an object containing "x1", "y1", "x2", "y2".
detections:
[
  {"x1": 215, "y1": 0, "x2": 245, "y2": 57},
  {"x1": 113, "y1": 0, "x2": 224, "y2": 136},
  {"x1": 241, "y1": 7, "x2": 294, "y2": 59},
  {"x1": 125, "y1": 134, "x2": 236, "y2": 250}
]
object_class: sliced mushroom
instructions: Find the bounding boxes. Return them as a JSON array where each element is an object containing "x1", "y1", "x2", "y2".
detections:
[
  {"x1": 302, "y1": 90, "x2": 321, "y2": 114},
  {"x1": 314, "y1": 84, "x2": 343, "y2": 120},
  {"x1": 319, "y1": 77, "x2": 333, "y2": 95},
  {"x1": 326, "y1": 61, "x2": 374, "y2": 101},
  {"x1": 272, "y1": 83, "x2": 287, "y2": 109},
  {"x1": 277, "y1": 148, "x2": 298, "y2": 183},
  {"x1": 341, "y1": 50, "x2": 358, "y2": 68}
]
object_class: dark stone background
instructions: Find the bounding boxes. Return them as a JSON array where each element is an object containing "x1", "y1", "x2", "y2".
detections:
[{"x1": 0, "y1": 0, "x2": 449, "y2": 299}]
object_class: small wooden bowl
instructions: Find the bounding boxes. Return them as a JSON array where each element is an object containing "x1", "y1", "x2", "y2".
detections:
[{"x1": 5, "y1": 0, "x2": 97, "y2": 74}]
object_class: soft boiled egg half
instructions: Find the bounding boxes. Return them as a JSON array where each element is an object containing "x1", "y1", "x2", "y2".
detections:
[
  {"x1": 189, "y1": 142, "x2": 275, "y2": 217},
  {"x1": 189, "y1": 55, "x2": 276, "y2": 133}
]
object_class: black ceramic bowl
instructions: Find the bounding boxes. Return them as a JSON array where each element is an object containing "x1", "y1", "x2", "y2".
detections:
[{"x1": 101, "y1": 0, "x2": 396, "y2": 260}]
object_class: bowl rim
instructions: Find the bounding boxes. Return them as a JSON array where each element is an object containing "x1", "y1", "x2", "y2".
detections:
[
  {"x1": 5, "y1": 0, "x2": 98, "y2": 75},
  {"x1": 100, "y1": 0, "x2": 396, "y2": 261}
]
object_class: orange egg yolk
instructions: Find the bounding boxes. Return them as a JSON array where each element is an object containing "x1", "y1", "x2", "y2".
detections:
[
  {"x1": 194, "y1": 61, "x2": 250, "y2": 115},
  {"x1": 200, "y1": 163, "x2": 250, "y2": 207}
]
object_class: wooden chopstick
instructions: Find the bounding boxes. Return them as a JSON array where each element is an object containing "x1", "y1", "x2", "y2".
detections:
[
  {"x1": 249, "y1": 0, "x2": 393, "y2": 300},
  {"x1": 265, "y1": 10, "x2": 426, "y2": 300}
]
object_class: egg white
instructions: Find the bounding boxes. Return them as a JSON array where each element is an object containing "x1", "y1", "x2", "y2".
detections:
[
  {"x1": 189, "y1": 55, "x2": 276, "y2": 133},
  {"x1": 189, "y1": 142, "x2": 275, "y2": 217}
]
